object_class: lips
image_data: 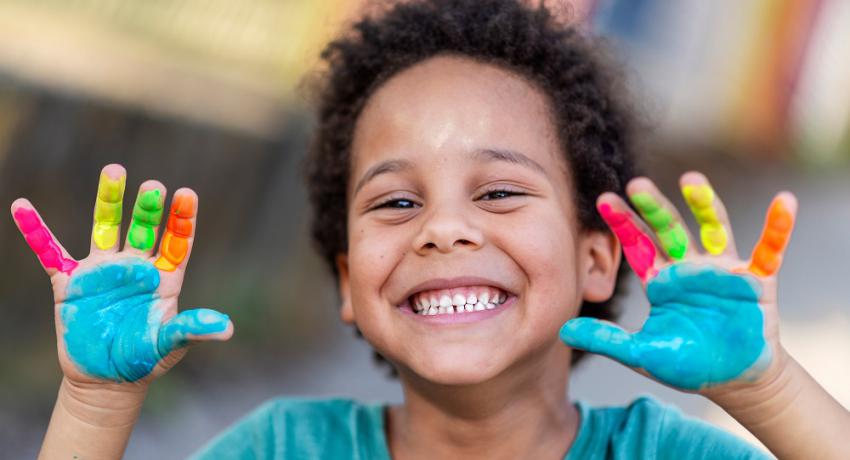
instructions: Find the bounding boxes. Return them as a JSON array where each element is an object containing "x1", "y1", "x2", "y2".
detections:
[{"x1": 396, "y1": 275, "x2": 518, "y2": 319}]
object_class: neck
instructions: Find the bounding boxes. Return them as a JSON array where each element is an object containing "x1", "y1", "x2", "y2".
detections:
[{"x1": 387, "y1": 344, "x2": 579, "y2": 460}]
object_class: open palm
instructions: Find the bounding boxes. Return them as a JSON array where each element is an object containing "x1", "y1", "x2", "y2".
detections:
[
  {"x1": 11, "y1": 164, "x2": 233, "y2": 386},
  {"x1": 561, "y1": 172, "x2": 795, "y2": 392}
]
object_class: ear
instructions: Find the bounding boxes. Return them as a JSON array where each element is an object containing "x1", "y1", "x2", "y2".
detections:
[
  {"x1": 335, "y1": 253, "x2": 355, "y2": 324},
  {"x1": 580, "y1": 230, "x2": 621, "y2": 302}
]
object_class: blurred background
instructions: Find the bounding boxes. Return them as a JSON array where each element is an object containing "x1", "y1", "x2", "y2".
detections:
[{"x1": 0, "y1": 0, "x2": 847, "y2": 457}]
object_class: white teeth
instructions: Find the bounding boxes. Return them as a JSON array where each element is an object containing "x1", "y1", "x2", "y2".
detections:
[
  {"x1": 415, "y1": 300, "x2": 504, "y2": 315},
  {"x1": 411, "y1": 287, "x2": 511, "y2": 315},
  {"x1": 479, "y1": 292, "x2": 490, "y2": 305},
  {"x1": 452, "y1": 294, "x2": 466, "y2": 307}
]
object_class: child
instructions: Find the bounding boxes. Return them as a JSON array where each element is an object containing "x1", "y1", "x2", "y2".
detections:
[{"x1": 11, "y1": 0, "x2": 849, "y2": 458}]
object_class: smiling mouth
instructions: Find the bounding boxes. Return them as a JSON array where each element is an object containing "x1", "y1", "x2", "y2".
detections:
[{"x1": 405, "y1": 285, "x2": 510, "y2": 316}]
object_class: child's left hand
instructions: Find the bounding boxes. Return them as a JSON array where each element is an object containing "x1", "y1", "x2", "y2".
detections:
[{"x1": 560, "y1": 172, "x2": 796, "y2": 394}]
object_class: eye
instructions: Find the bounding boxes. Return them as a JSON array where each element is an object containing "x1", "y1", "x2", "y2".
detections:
[
  {"x1": 478, "y1": 187, "x2": 525, "y2": 201},
  {"x1": 372, "y1": 197, "x2": 420, "y2": 210}
]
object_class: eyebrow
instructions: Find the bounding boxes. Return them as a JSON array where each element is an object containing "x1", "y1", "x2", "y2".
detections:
[
  {"x1": 353, "y1": 158, "x2": 414, "y2": 195},
  {"x1": 352, "y1": 147, "x2": 548, "y2": 195},
  {"x1": 469, "y1": 148, "x2": 548, "y2": 177}
]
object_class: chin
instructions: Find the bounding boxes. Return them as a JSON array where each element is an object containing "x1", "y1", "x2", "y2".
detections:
[{"x1": 398, "y1": 348, "x2": 510, "y2": 386}]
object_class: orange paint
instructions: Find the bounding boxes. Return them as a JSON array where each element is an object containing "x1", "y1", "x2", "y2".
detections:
[
  {"x1": 154, "y1": 195, "x2": 195, "y2": 272},
  {"x1": 749, "y1": 199, "x2": 794, "y2": 276}
]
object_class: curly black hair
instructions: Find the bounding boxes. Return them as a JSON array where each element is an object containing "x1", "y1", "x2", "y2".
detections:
[{"x1": 304, "y1": 0, "x2": 637, "y2": 370}]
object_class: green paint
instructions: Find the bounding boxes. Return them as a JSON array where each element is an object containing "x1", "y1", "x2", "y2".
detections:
[
  {"x1": 128, "y1": 189, "x2": 163, "y2": 250},
  {"x1": 630, "y1": 192, "x2": 689, "y2": 260}
]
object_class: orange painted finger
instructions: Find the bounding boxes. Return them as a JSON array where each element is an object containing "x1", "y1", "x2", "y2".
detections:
[
  {"x1": 154, "y1": 190, "x2": 197, "y2": 272},
  {"x1": 748, "y1": 193, "x2": 796, "y2": 277}
]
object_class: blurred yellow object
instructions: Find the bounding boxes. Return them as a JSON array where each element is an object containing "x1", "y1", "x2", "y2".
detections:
[{"x1": 0, "y1": 0, "x2": 364, "y2": 138}]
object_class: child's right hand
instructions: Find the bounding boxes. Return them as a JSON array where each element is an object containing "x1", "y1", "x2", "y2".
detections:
[{"x1": 10, "y1": 164, "x2": 233, "y2": 389}]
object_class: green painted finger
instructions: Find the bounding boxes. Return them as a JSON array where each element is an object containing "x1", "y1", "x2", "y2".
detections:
[
  {"x1": 682, "y1": 184, "x2": 728, "y2": 255},
  {"x1": 128, "y1": 189, "x2": 164, "y2": 251},
  {"x1": 92, "y1": 171, "x2": 126, "y2": 250},
  {"x1": 629, "y1": 192, "x2": 689, "y2": 260}
]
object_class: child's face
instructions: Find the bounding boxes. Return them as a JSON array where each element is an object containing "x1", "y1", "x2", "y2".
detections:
[{"x1": 336, "y1": 55, "x2": 619, "y2": 385}]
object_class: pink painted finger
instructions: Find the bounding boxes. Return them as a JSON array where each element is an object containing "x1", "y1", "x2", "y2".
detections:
[
  {"x1": 597, "y1": 196, "x2": 659, "y2": 282},
  {"x1": 10, "y1": 198, "x2": 78, "y2": 276}
]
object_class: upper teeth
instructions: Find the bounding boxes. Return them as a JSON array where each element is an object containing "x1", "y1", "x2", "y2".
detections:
[{"x1": 410, "y1": 286, "x2": 508, "y2": 315}]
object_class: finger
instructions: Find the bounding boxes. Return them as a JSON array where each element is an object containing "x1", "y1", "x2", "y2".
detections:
[
  {"x1": 597, "y1": 193, "x2": 664, "y2": 282},
  {"x1": 626, "y1": 177, "x2": 695, "y2": 261},
  {"x1": 90, "y1": 164, "x2": 127, "y2": 254},
  {"x1": 124, "y1": 181, "x2": 166, "y2": 256},
  {"x1": 10, "y1": 198, "x2": 78, "y2": 276},
  {"x1": 157, "y1": 309, "x2": 233, "y2": 357},
  {"x1": 154, "y1": 189, "x2": 197, "y2": 272},
  {"x1": 560, "y1": 318, "x2": 639, "y2": 368},
  {"x1": 748, "y1": 192, "x2": 797, "y2": 277},
  {"x1": 680, "y1": 172, "x2": 737, "y2": 257}
]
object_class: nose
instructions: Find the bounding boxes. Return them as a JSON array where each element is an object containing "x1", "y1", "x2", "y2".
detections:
[{"x1": 412, "y1": 202, "x2": 483, "y2": 255}]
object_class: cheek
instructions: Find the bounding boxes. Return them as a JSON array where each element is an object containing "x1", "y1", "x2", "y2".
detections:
[
  {"x1": 497, "y1": 209, "x2": 582, "y2": 316},
  {"x1": 348, "y1": 223, "x2": 408, "y2": 306}
]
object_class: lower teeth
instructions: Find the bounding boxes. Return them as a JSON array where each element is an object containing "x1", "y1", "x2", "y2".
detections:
[{"x1": 417, "y1": 302, "x2": 499, "y2": 315}]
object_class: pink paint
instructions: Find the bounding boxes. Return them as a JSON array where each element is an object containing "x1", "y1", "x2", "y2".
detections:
[
  {"x1": 598, "y1": 203, "x2": 656, "y2": 281},
  {"x1": 13, "y1": 207, "x2": 77, "y2": 274}
]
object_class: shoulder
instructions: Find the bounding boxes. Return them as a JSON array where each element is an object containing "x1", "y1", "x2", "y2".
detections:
[
  {"x1": 189, "y1": 397, "x2": 390, "y2": 460},
  {"x1": 569, "y1": 396, "x2": 772, "y2": 460}
]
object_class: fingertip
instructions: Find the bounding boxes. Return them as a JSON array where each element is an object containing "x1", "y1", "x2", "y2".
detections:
[
  {"x1": 219, "y1": 321, "x2": 235, "y2": 341},
  {"x1": 138, "y1": 180, "x2": 166, "y2": 194},
  {"x1": 679, "y1": 170, "x2": 708, "y2": 186},
  {"x1": 10, "y1": 197, "x2": 31, "y2": 215},
  {"x1": 596, "y1": 192, "x2": 626, "y2": 210},
  {"x1": 101, "y1": 163, "x2": 126, "y2": 180},
  {"x1": 775, "y1": 191, "x2": 798, "y2": 215},
  {"x1": 625, "y1": 176, "x2": 655, "y2": 196},
  {"x1": 170, "y1": 188, "x2": 198, "y2": 216},
  {"x1": 173, "y1": 187, "x2": 198, "y2": 200},
  {"x1": 559, "y1": 319, "x2": 579, "y2": 345}
]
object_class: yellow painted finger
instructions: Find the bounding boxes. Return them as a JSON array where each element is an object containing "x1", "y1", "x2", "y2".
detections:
[
  {"x1": 92, "y1": 166, "x2": 126, "y2": 250},
  {"x1": 682, "y1": 184, "x2": 728, "y2": 255}
]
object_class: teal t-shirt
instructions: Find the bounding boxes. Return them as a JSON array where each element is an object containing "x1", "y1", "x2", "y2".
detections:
[{"x1": 190, "y1": 396, "x2": 771, "y2": 459}]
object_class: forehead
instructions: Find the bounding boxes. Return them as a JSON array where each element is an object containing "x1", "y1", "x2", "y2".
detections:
[{"x1": 350, "y1": 54, "x2": 567, "y2": 178}]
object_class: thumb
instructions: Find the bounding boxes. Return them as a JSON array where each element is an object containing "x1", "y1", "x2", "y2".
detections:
[
  {"x1": 158, "y1": 308, "x2": 233, "y2": 358},
  {"x1": 560, "y1": 318, "x2": 639, "y2": 368}
]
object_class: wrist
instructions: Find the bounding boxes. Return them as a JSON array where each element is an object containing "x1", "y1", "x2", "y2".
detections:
[
  {"x1": 705, "y1": 345, "x2": 799, "y2": 426},
  {"x1": 58, "y1": 377, "x2": 149, "y2": 428}
]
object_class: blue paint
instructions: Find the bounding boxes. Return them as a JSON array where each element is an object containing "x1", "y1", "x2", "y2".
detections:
[
  {"x1": 560, "y1": 263, "x2": 770, "y2": 390},
  {"x1": 61, "y1": 258, "x2": 230, "y2": 382}
]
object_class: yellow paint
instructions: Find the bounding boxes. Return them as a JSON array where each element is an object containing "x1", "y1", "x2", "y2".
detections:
[
  {"x1": 682, "y1": 184, "x2": 728, "y2": 255},
  {"x1": 92, "y1": 172, "x2": 125, "y2": 249}
]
